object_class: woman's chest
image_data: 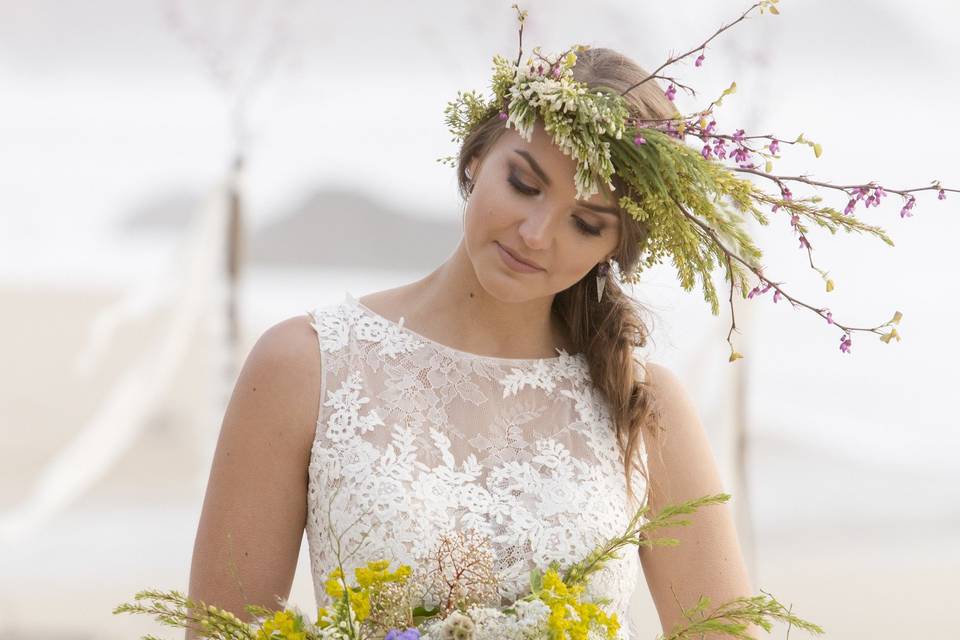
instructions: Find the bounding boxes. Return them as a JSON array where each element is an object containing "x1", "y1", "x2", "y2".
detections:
[{"x1": 306, "y1": 372, "x2": 641, "y2": 611}]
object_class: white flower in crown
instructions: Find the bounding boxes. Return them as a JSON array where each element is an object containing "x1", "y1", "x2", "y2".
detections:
[{"x1": 491, "y1": 47, "x2": 629, "y2": 201}]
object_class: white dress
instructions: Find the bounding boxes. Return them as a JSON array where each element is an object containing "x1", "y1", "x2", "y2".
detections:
[{"x1": 304, "y1": 292, "x2": 649, "y2": 638}]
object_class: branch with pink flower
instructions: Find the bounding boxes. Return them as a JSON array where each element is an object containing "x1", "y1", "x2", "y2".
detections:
[
  {"x1": 611, "y1": 0, "x2": 952, "y2": 360},
  {"x1": 621, "y1": 0, "x2": 782, "y2": 102}
]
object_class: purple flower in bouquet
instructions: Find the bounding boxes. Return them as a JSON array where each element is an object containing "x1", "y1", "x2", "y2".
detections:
[{"x1": 385, "y1": 628, "x2": 421, "y2": 640}]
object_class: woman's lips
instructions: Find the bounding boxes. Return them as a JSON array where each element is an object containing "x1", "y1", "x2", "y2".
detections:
[{"x1": 495, "y1": 241, "x2": 544, "y2": 273}]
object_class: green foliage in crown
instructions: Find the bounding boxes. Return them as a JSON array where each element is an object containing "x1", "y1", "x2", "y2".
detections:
[
  {"x1": 444, "y1": 46, "x2": 629, "y2": 202},
  {"x1": 608, "y1": 127, "x2": 766, "y2": 312}
]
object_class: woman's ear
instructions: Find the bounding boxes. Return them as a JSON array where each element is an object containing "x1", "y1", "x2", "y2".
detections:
[
  {"x1": 464, "y1": 156, "x2": 482, "y2": 196},
  {"x1": 466, "y1": 156, "x2": 479, "y2": 182}
]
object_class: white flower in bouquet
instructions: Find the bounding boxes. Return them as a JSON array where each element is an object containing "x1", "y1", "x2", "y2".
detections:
[
  {"x1": 430, "y1": 610, "x2": 475, "y2": 640},
  {"x1": 464, "y1": 599, "x2": 551, "y2": 640}
]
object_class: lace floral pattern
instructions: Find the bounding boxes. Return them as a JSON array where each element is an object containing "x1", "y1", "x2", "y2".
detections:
[{"x1": 304, "y1": 292, "x2": 648, "y2": 638}]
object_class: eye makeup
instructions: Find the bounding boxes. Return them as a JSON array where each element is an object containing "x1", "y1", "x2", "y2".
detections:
[{"x1": 506, "y1": 166, "x2": 605, "y2": 237}]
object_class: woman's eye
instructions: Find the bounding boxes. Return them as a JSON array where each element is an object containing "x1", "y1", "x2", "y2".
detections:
[
  {"x1": 506, "y1": 169, "x2": 602, "y2": 237},
  {"x1": 574, "y1": 217, "x2": 603, "y2": 237},
  {"x1": 508, "y1": 174, "x2": 539, "y2": 196}
]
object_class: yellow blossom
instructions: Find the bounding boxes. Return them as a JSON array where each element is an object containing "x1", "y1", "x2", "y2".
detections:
[
  {"x1": 321, "y1": 561, "x2": 412, "y2": 624},
  {"x1": 354, "y1": 560, "x2": 411, "y2": 589},
  {"x1": 880, "y1": 327, "x2": 901, "y2": 343},
  {"x1": 538, "y1": 568, "x2": 620, "y2": 639},
  {"x1": 324, "y1": 567, "x2": 345, "y2": 599},
  {"x1": 348, "y1": 590, "x2": 371, "y2": 621},
  {"x1": 256, "y1": 610, "x2": 306, "y2": 640},
  {"x1": 315, "y1": 606, "x2": 331, "y2": 629}
]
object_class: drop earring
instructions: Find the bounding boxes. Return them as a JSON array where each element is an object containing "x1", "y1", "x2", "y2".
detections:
[{"x1": 596, "y1": 260, "x2": 610, "y2": 302}]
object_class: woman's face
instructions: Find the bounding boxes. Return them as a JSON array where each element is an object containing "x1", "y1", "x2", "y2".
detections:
[{"x1": 463, "y1": 120, "x2": 622, "y2": 303}]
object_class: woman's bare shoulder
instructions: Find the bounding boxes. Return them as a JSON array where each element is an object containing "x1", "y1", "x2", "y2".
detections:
[
  {"x1": 233, "y1": 314, "x2": 324, "y2": 439},
  {"x1": 641, "y1": 361, "x2": 684, "y2": 395},
  {"x1": 250, "y1": 314, "x2": 322, "y2": 372}
]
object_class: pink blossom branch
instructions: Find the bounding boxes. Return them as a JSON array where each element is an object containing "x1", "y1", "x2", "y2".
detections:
[
  {"x1": 651, "y1": 112, "x2": 959, "y2": 207},
  {"x1": 645, "y1": 111, "x2": 954, "y2": 228},
  {"x1": 725, "y1": 253, "x2": 741, "y2": 357},
  {"x1": 665, "y1": 192, "x2": 898, "y2": 357},
  {"x1": 620, "y1": 1, "x2": 768, "y2": 97},
  {"x1": 734, "y1": 168, "x2": 958, "y2": 199}
]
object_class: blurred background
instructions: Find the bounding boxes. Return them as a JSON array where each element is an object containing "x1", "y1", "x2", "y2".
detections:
[{"x1": 2, "y1": 0, "x2": 958, "y2": 638}]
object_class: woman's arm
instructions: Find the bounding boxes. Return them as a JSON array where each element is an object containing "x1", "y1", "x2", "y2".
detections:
[
  {"x1": 638, "y1": 362, "x2": 760, "y2": 639},
  {"x1": 185, "y1": 315, "x2": 322, "y2": 639}
]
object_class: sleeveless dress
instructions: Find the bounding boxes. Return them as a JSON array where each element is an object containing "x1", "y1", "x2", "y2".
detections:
[{"x1": 304, "y1": 292, "x2": 649, "y2": 638}]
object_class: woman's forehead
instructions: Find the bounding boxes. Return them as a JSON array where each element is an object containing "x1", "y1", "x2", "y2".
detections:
[
  {"x1": 490, "y1": 139, "x2": 564, "y2": 184},
  {"x1": 496, "y1": 125, "x2": 619, "y2": 207}
]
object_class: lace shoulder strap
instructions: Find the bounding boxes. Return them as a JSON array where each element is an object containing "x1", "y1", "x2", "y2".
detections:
[{"x1": 306, "y1": 297, "x2": 359, "y2": 355}]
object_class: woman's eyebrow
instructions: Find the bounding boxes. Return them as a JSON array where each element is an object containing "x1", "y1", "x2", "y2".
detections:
[
  {"x1": 514, "y1": 148, "x2": 620, "y2": 216},
  {"x1": 514, "y1": 149, "x2": 552, "y2": 186}
]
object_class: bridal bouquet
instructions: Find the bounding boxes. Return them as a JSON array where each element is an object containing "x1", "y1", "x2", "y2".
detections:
[{"x1": 114, "y1": 493, "x2": 823, "y2": 640}]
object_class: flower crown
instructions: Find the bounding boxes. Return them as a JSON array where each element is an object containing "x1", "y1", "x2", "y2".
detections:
[{"x1": 440, "y1": 1, "x2": 954, "y2": 362}]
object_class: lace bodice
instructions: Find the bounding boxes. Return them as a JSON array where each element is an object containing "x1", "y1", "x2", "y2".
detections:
[{"x1": 304, "y1": 292, "x2": 649, "y2": 638}]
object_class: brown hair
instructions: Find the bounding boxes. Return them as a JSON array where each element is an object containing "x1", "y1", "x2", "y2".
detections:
[{"x1": 454, "y1": 47, "x2": 680, "y2": 511}]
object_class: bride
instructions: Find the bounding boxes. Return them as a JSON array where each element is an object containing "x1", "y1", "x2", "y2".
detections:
[{"x1": 184, "y1": 46, "x2": 755, "y2": 639}]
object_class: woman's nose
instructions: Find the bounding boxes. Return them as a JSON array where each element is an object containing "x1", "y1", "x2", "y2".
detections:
[{"x1": 517, "y1": 210, "x2": 553, "y2": 251}]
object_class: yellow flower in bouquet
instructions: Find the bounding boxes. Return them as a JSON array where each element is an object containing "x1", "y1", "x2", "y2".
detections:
[
  {"x1": 539, "y1": 568, "x2": 619, "y2": 640},
  {"x1": 323, "y1": 560, "x2": 415, "y2": 626},
  {"x1": 257, "y1": 610, "x2": 307, "y2": 640},
  {"x1": 114, "y1": 492, "x2": 824, "y2": 640}
]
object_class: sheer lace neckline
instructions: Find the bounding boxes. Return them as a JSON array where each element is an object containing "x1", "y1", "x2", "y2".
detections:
[{"x1": 343, "y1": 291, "x2": 583, "y2": 365}]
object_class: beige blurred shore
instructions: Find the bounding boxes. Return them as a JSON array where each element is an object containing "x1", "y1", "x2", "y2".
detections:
[{"x1": 2, "y1": 283, "x2": 957, "y2": 639}]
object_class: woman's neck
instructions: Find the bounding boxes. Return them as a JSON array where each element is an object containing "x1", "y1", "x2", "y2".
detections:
[{"x1": 361, "y1": 244, "x2": 572, "y2": 359}]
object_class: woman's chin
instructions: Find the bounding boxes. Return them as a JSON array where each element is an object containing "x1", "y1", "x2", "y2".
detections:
[{"x1": 474, "y1": 267, "x2": 547, "y2": 304}]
